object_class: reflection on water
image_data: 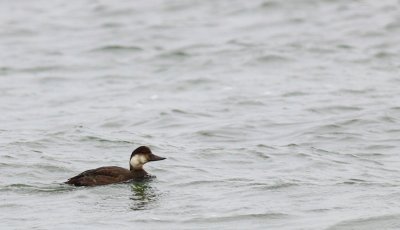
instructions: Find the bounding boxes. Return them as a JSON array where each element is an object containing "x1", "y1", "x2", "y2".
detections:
[{"x1": 129, "y1": 182, "x2": 159, "y2": 211}]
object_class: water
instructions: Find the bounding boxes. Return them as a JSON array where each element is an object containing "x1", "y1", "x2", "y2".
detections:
[{"x1": 1, "y1": 0, "x2": 400, "y2": 229}]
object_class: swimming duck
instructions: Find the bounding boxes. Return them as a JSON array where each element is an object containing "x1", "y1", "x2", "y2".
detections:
[{"x1": 65, "y1": 146, "x2": 166, "y2": 186}]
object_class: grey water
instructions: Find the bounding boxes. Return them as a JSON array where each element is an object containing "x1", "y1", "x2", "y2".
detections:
[{"x1": 1, "y1": 0, "x2": 400, "y2": 229}]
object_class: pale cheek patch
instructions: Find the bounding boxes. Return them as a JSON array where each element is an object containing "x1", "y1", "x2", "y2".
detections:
[
  {"x1": 139, "y1": 155, "x2": 148, "y2": 164},
  {"x1": 130, "y1": 155, "x2": 142, "y2": 168},
  {"x1": 130, "y1": 155, "x2": 149, "y2": 168}
]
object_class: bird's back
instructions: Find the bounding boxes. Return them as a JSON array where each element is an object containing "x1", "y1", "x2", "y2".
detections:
[{"x1": 65, "y1": 166, "x2": 133, "y2": 186}]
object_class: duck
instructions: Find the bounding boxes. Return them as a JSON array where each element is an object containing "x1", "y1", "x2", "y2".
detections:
[{"x1": 65, "y1": 146, "x2": 166, "y2": 186}]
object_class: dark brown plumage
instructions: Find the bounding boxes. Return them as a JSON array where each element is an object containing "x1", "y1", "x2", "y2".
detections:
[{"x1": 65, "y1": 146, "x2": 166, "y2": 186}]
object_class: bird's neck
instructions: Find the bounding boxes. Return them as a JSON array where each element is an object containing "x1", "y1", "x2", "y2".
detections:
[
  {"x1": 130, "y1": 164, "x2": 143, "y2": 170},
  {"x1": 130, "y1": 167, "x2": 148, "y2": 178}
]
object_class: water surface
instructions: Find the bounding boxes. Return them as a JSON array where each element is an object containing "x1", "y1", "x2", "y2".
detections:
[{"x1": 1, "y1": 0, "x2": 400, "y2": 229}]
